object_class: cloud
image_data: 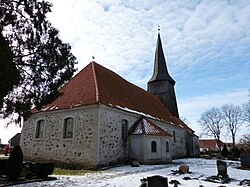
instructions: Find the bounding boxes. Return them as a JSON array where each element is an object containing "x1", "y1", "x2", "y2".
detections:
[
  {"x1": 2, "y1": 0, "x2": 250, "y2": 143},
  {"x1": 47, "y1": 0, "x2": 250, "y2": 75},
  {"x1": 47, "y1": 0, "x2": 250, "y2": 107},
  {"x1": 8, "y1": 0, "x2": 247, "y2": 143}
]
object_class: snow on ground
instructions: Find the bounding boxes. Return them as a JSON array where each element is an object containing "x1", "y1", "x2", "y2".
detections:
[{"x1": 21, "y1": 158, "x2": 250, "y2": 187}]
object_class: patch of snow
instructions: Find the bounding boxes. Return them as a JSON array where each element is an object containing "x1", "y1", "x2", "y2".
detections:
[
  {"x1": 179, "y1": 124, "x2": 184, "y2": 128},
  {"x1": 74, "y1": 103, "x2": 82, "y2": 107},
  {"x1": 41, "y1": 106, "x2": 50, "y2": 111},
  {"x1": 134, "y1": 127, "x2": 143, "y2": 134},
  {"x1": 49, "y1": 106, "x2": 57, "y2": 110},
  {"x1": 170, "y1": 122, "x2": 175, "y2": 126},
  {"x1": 115, "y1": 105, "x2": 159, "y2": 120},
  {"x1": 19, "y1": 158, "x2": 250, "y2": 187}
]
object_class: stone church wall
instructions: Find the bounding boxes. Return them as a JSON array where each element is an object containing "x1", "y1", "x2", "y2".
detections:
[
  {"x1": 20, "y1": 105, "x2": 100, "y2": 168},
  {"x1": 153, "y1": 120, "x2": 187, "y2": 158},
  {"x1": 184, "y1": 132, "x2": 200, "y2": 157},
  {"x1": 97, "y1": 105, "x2": 139, "y2": 167},
  {"x1": 20, "y1": 103, "x2": 195, "y2": 168}
]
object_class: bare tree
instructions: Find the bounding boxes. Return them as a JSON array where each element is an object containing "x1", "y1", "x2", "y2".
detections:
[
  {"x1": 198, "y1": 107, "x2": 224, "y2": 151},
  {"x1": 180, "y1": 116, "x2": 189, "y2": 124},
  {"x1": 221, "y1": 104, "x2": 243, "y2": 146},
  {"x1": 239, "y1": 134, "x2": 250, "y2": 150},
  {"x1": 242, "y1": 101, "x2": 250, "y2": 125}
]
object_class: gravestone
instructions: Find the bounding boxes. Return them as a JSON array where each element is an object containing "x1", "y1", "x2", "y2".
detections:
[
  {"x1": 240, "y1": 152, "x2": 250, "y2": 167},
  {"x1": 147, "y1": 175, "x2": 168, "y2": 187},
  {"x1": 217, "y1": 160, "x2": 228, "y2": 177},
  {"x1": 36, "y1": 162, "x2": 55, "y2": 178}
]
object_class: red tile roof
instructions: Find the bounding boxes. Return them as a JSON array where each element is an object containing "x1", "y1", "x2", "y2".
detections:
[
  {"x1": 129, "y1": 117, "x2": 172, "y2": 136},
  {"x1": 33, "y1": 62, "x2": 194, "y2": 133},
  {"x1": 199, "y1": 139, "x2": 224, "y2": 149}
]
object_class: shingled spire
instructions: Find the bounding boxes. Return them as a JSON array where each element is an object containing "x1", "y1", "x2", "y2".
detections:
[
  {"x1": 147, "y1": 32, "x2": 179, "y2": 118},
  {"x1": 148, "y1": 33, "x2": 175, "y2": 85}
]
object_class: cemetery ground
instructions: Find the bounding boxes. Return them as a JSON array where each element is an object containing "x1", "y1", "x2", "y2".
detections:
[{"x1": 1, "y1": 157, "x2": 248, "y2": 187}]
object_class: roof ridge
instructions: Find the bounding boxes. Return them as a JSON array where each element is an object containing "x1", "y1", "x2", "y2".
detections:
[{"x1": 91, "y1": 61, "x2": 99, "y2": 103}]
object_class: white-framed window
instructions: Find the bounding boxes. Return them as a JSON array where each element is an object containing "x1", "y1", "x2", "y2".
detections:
[
  {"x1": 166, "y1": 141, "x2": 169, "y2": 152},
  {"x1": 151, "y1": 141, "x2": 157, "y2": 153},
  {"x1": 35, "y1": 119, "x2": 45, "y2": 139},
  {"x1": 63, "y1": 117, "x2": 74, "y2": 139},
  {"x1": 122, "y1": 119, "x2": 128, "y2": 141}
]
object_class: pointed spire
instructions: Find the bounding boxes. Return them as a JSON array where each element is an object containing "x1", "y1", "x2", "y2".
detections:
[
  {"x1": 147, "y1": 30, "x2": 179, "y2": 118},
  {"x1": 148, "y1": 31, "x2": 175, "y2": 86}
]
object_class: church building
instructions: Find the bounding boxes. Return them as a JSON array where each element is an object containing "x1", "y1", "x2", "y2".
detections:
[{"x1": 20, "y1": 33, "x2": 200, "y2": 169}]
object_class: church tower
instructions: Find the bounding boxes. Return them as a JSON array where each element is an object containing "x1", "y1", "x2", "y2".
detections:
[{"x1": 147, "y1": 32, "x2": 179, "y2": 118}]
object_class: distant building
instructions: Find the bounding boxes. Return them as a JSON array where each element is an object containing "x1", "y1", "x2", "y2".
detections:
[
  {"x1": 9, "y1": 133, "x2": 21, "y2": 148},
  {"x1": 199, "y1": 139, "x2": 224, "y2": 152},
  {"x1": 20, "y1": 33, "x2": 200, "y2": 168}
]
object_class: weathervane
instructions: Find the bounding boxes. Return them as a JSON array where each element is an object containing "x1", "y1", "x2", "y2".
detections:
[{"x1": 158, "y1": 25, "x2": 160, "y2": 33}]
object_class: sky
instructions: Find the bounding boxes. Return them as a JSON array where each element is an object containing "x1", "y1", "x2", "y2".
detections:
[{"x1": 1, "y1": 0, "x2": 250, "y2": 144}]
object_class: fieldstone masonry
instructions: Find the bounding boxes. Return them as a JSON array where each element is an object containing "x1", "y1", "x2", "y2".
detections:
[
  {"x1": 20, "y1": 105, "x2": 99, "y2": 168},
  {"x1": 98, "y1": 106, "x2": 138, "y2": 166},
  {"x1": 20, "y1": 104, "x2": 198, "y2": 168},
  {"x1": 156, "y1": 121, "x2": 187, "y2": 158}
]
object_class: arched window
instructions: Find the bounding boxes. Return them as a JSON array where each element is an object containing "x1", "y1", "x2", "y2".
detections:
[
  {"x1": 166, "y1": 141, "x2": 169, "y2": 152},
  {"x1": 151, "y1": 141, "x2": 157, "y2": 153},
  {"x1": 122, "y1": 119, "x2": 128, "y2": 141},
  {"x1": 63, "y1": 117, "x2": 74, "y2": 139},
  {"x1": 35, "y1": 120, "x2": 45, "y2": 138}
]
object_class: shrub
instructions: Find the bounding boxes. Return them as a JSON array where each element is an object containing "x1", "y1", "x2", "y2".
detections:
[
  {"x1": 221, "y1": 144, "x2": 229, "y2": 158},
  {"x1": 229, "y1": 146, "x2": 241, "y2": 158},
  {"x1": 7, "y1": 145, "x2": 23, "y2": 181}
]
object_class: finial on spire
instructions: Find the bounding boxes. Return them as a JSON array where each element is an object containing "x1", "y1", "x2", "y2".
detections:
[{"x1": 158, "y1": 25, "x2": 160, "y2": 33}]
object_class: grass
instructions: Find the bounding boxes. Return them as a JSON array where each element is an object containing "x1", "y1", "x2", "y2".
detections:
[
  {"x1": 52, "y1": 168, "x2": 97, "y2": 175},
  {"x1": 0, "y1": 155, "x2": 9, "y2": 160},
  {"x1": 1, "y1": 156, "x2": 96, "y2": 176}
]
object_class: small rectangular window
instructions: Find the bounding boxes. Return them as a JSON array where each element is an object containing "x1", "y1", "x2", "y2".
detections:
[
  {"x1": 151, "y1": 141, "x2": 157, "y2": 153},
  {"x1": 166, "y1": 141, "x2": 169, "y2": 152},
  {"x1": 63, "y1": 117, "x2": 74, "y2": 139},
  {"x1": 122, "y1": 119, "x2": 128, "y2": 141},
  {"x1": 173, "y1": 131, "x2": 176, "y2": 142},
  {"x1": 35, "y1": 120, "x2": 44, "y2": 138}
]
